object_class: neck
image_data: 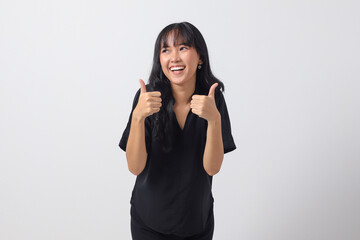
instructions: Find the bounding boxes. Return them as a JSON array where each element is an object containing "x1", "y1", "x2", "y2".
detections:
[{"x1": 171, "y1": 81, "x2": 196, "y2": 105}]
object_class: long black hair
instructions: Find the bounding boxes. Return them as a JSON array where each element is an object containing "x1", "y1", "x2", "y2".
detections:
[{"x1": 147, "y1": 22, "x2": 225, "y2": 152}]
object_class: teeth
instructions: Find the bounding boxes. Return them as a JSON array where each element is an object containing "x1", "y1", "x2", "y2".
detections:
[{"x1": 170, "y1": 66, "x2": 185, "y2": 71}]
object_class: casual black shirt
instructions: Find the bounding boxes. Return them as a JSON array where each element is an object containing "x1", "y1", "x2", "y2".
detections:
[{"x1": 119, "y1": 85, "x2": 236, "y2": 237}]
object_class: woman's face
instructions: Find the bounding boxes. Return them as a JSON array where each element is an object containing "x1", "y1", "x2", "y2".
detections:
[{"x1": 159, "y1": 32, "x2": 202, "y2": 87}]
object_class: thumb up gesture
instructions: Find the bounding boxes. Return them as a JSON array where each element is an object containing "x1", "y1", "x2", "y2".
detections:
[
  {"x1": 133, "y1": 79, "x2": 162, "y2": 121},
  {"x1": 190, "y1": 83, "x2": 220, "y2": 123}
]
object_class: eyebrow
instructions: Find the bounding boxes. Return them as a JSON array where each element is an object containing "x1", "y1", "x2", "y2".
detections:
[{"x1": 161, "y1": 42, "x2": 189, "y2": 48}]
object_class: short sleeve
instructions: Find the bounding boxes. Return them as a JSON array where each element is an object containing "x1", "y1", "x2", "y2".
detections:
[
  {"x1": 215, "y1": 90, "x2": 236, "y2": 154},
  {"x1": 118, "y1": 88, "x2": 152, "y2": 154}
]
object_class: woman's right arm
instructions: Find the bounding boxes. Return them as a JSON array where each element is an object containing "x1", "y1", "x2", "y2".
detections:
[
  {"x1": 126, "y1": 109, "x2": 148, "y2": 175},
  {"x1": 125, "y1": 79, "x2": 161, "y2": 175}
]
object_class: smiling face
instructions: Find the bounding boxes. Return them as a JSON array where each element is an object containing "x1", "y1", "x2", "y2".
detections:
[{"x1": 159, "y1": 31, "x2": 203, "y2": 87}]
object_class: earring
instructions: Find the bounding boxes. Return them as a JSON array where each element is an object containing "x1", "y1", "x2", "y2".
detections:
[{"x1": 198, "y1": 64, "x2": 202, "y2": 70}]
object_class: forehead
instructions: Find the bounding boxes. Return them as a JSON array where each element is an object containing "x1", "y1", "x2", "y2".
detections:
[{"x1": 161, "y1": 30, "x2": 189, "y2": 48}]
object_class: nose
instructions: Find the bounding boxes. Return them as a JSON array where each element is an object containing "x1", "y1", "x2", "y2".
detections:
[{"x1": 170, "y1": 49, "x2": 181, "y2": 62}]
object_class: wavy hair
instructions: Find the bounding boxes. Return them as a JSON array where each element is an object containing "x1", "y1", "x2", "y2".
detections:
[{"x1": 147, "y1": 22, "x2": 225, "y2": 152}]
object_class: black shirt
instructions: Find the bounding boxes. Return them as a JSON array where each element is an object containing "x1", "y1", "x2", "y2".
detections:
[{"x1": 119, "y1": 85, "x2": 236, "y2": 237}]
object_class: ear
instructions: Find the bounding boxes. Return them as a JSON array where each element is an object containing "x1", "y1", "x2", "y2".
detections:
[{"x1": 198, "y1": 59, "x2": 203, "y2": 65}]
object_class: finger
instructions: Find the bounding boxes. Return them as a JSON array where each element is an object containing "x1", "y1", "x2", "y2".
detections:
[
  {"x1": 191, "y1": 108, "x2": 200, "y2": 116},
  {"x1": 139, "y1": 79, "x2": 147, "y2": 94},
  {"x1": 191, "y1": 98, "x2": 202, "y2": 104},
  {"x1": 208, "y1": 83, "x2": 218, "y2": 97},
  {"x1": 191, "y1": 95, "x2": 204, "y2": 100},
  {"x1": 149, "y1": 91, "x2": 161, "y2": 97},
  {"x1": 151, "y1": 102, "x2": 162, "y2": 108},
  {"x1": 148, "y1": 96, "x2": 162, "y2": 102},
  {"x1": 190, "y1": 104, "x2": 201, "y2": 110},
  {"x1": 191, "y1": 98, "x2": 202, "y2": 106},
  {"x1": 152, "y1": 107, "x2": 161, "y2": 113}
]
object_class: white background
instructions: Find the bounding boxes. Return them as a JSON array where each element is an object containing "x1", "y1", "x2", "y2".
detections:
[{"x1": 1, "y1": 0, "x2": 359, "y2": 239}]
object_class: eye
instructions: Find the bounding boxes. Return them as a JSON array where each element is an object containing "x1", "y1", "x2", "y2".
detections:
[
  {"x1": 161, "y1": 49, "x2": 168, "y2": 53},
  {"x1": 180, "y1": 46, "x2": 188, "y2": 51}
]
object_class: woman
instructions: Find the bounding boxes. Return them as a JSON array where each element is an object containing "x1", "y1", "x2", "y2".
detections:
[{"x1": 119, "y1": 22, "x2": 236, "y2": 240}]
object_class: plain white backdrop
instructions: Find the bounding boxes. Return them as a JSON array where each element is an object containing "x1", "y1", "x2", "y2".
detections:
[{"x1": 1, "y1": 0, "x2": 359, "y2": 239}]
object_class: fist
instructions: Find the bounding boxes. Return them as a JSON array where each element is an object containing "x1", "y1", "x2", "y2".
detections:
[
  {"x1": 133, "y1": 79, "x2": 162, "y2": 120},
  {"x1": 190, "y1": 83, "x2": 220, "y2": 122}
]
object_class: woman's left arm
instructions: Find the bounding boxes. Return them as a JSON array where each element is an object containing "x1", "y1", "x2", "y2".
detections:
[
  {"x1": 203, "y1": 114, "x2": 224, "y2": 176},
  {"x1": 190, "y1": 83, "x2": 224, "y2": 176}
]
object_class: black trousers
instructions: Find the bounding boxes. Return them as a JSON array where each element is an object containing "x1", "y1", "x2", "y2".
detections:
[{"x1": 130, "y1": 205, "x2": 214, "y2": 240}]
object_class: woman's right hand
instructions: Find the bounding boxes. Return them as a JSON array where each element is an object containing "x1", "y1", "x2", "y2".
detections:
[{"x1": 133, "y1": 79, "x2": 162, "y2": 121}]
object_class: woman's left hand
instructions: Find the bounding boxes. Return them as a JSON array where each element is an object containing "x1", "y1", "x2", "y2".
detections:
[{"x1": 190, "y1": 83, "x2": 221, "y2": 122}]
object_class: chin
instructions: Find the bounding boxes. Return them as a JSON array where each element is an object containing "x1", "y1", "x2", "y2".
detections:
[{"x1": 169, "y1": 78, "x2": 188, "y2": 86}]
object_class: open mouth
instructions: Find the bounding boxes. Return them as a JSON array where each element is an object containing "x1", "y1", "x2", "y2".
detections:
[{"x1": 170, "y1": 66, "x2": 185, "y2": 74}]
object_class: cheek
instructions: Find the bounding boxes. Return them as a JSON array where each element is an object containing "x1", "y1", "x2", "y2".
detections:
[
  {"x1": 187, "y1": 53, "x2": 200, "y2": 67},
  {"x1": 159, "y1": 57, "x2": 168, "y2": 70}
]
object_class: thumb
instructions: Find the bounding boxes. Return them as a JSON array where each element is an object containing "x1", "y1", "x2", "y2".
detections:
[
  {"x1": 139, "y1": 79, "x2": 147, "y2": 94},
  {"x1": 208, "y1": 83, "x2": 218, "y2": 98}
]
